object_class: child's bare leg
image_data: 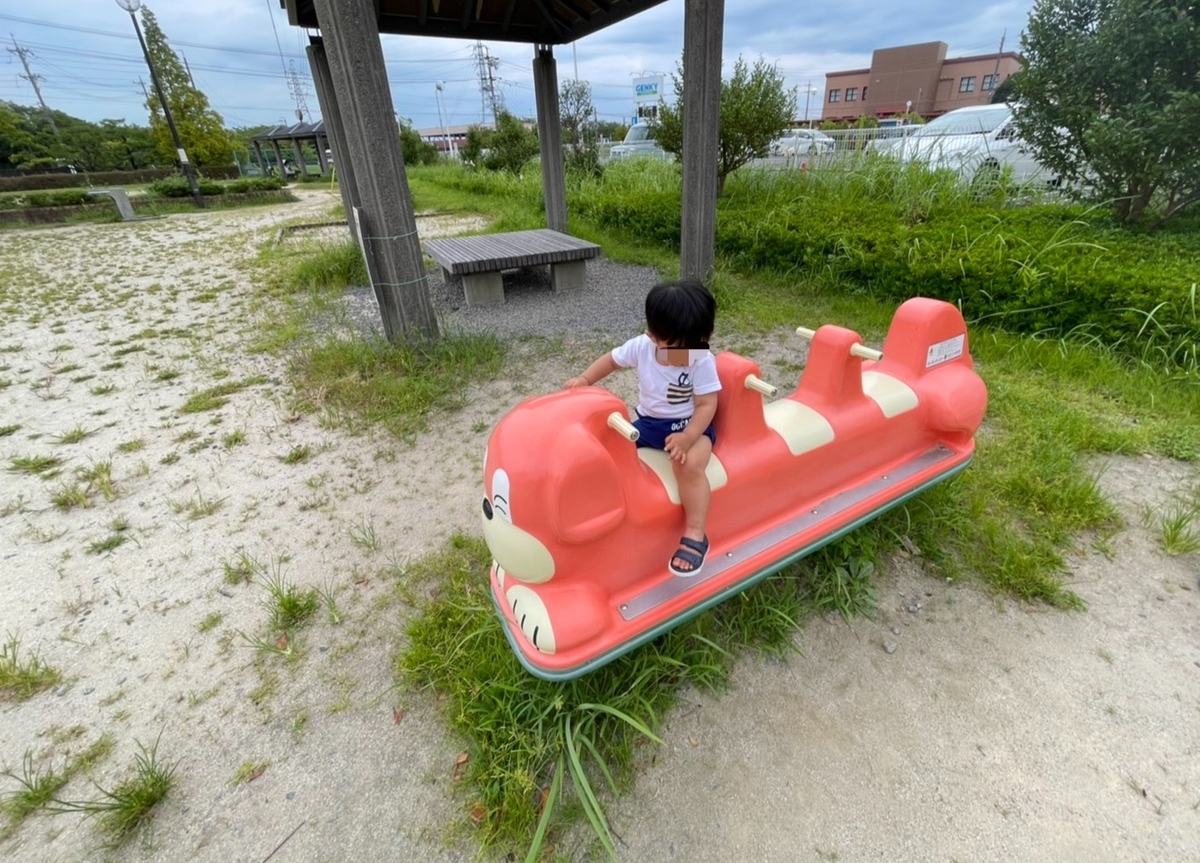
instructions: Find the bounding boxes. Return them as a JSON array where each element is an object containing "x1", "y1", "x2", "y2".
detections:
[{"x1": 671, "y1": 436, "x2": 712, "y2": 572}]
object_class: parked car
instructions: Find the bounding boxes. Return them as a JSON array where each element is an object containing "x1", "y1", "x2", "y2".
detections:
[
  {"x1": 892, "y1": 103, "x2": 1054, "y2": 187},
  {"x1": 771, "y1": 128, "x2": 835, "y2": 157},
  {"x1": 866, "y1": 125, "x2": 919, "y2": 155},
  {"x1": 609, "y1": 123, "x2": 668, "y2": 161}
]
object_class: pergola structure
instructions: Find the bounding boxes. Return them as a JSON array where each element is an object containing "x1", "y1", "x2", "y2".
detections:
[
  {"x1": 282, "y1": 0, "x2": 725, "y2": 342},
  {"x1": 250, "y1": 120, "x2": 332, "y2": 176}
]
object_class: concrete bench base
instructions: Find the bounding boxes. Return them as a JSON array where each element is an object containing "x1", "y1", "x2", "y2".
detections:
[
  {"x1": 87, "y1": 189, "x2": 139, "y2": 221},
  {"x1": 424, "y1": 229, "x2": 601, "y2": 307}
]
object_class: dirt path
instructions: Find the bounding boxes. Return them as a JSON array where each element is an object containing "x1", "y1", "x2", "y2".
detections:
[{"x1": 1, "y1": 193, "x2": 1196, "y2": 863}]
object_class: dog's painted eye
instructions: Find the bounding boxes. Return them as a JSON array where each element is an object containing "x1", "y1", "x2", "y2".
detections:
[
  {"x1": 491, "y1": 469, "x2": 512, "y2": 523},
  {"x1": 482, "y1": 498, "x2": 493, "y2": 520}
]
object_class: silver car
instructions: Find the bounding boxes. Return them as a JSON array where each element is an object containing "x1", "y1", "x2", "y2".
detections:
[
  {"x1": 771, "y1": 128, "x2": 835, "y2": 157},
  {"x1": 893, "y1": 104, "x2": 1053, "y2": 186},
  {"x1": 609, "y1": 123, "x2": 668, "y2": 161}
]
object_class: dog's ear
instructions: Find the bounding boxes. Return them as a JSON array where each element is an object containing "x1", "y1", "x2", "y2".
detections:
[{"x1": 549, "y1": 424, "x2": 626, "y2": 544}]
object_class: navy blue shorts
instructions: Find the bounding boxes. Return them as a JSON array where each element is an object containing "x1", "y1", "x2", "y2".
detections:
[{"x1": 632, "y1": 413, "x2": 716, "y2": 451}]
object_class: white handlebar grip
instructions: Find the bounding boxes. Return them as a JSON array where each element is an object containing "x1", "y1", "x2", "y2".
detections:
[
  {"x1": 850, "y1": 343, "x2": 883, "y2": 361},
  {"x1": 744, "y1": 375, "x2": 778, "y2": 397},
  {"x1": 607, "y1": 412, "x2": 640, "y2": 442},
  {"x1": 795, "y1": 326, "x2": 816, "y2": 340}
]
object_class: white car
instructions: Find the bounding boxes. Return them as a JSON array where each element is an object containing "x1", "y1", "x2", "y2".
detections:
[
  {"x1": 771, "y1": 128, "x2": 835, "y2": 156},
  {"x1": 893, "y1": 103, "x2": 1053, "y2": 187},
  {"x1": 609, "y1": 123, "x2": 668, "y2": 161}
]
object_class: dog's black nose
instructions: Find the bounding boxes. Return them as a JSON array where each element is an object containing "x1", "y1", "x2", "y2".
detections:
[{"x1": 482, "y1": 498, "x2": 493, "y2": 520}]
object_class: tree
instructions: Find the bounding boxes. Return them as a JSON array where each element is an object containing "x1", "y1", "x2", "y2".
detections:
[
  {"x1": 654, "y1": 55, "x2": 796, "y2": 195},
  {"x1": 990, "y1": 71, "x2": 1020, "y2": 105},
  {"x1": 398, "y1": 117, "x2": 438, "y2": 166},
  {"x1": 1013, "y1": 0, "x2": 1200, "y2": 226},
  {"x1": 483, "y1": 111, "x2": 539, "y2": 174},
  {"x1": 139, "y1": 7, "x2": 233, "y2": 168},
  {"x1": 560, "y1": 79, "x2": 600, "y2": 176}
]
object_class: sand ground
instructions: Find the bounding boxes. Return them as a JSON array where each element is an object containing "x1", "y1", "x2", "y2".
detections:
[{"x1": 0, "y1": 190, "x2": 1196, "y2": 863}]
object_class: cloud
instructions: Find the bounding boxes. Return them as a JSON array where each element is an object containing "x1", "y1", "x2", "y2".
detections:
[{"x1": 0, "y1": 0, "x2": 1034, "y2": 131}]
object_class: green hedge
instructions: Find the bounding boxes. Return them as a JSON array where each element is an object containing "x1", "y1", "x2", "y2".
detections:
[{"x1": 0, "y1": 165, "x2": 241, "y2": 193}]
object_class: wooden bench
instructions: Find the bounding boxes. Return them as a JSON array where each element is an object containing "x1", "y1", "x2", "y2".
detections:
[
  {"x1": 87, "y1": 188, "x2": 139, "y2": 221},
  {"x1": 423, "y1": 228, "x2": 601, "y2": 307}
]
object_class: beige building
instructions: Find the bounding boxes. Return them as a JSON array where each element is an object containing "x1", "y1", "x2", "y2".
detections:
[{"x1": 821, "y1": 41, "x2": 1021, "y2": 122}]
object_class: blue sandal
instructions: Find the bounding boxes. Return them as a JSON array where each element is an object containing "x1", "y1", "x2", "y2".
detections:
[{"x1": 669, "y1": 535, "x2": 709, "y2": 577}]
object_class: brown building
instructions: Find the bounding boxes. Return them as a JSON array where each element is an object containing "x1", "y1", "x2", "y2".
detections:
[{"x1": 821, "y1": 41, "x2": 1021, "y2": 122}]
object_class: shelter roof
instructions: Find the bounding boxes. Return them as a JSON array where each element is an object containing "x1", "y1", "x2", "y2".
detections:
[
  {"x1": 252, "y1": 120, "x2": 327, "y2": 142},
  {"x1": 281, "y1": 0, "x2": 669, "y2": 44}
]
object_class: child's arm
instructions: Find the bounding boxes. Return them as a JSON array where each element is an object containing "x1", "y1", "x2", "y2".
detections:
[{"x1": 565, "y1": 352, "x2": 619, "y2": 389}]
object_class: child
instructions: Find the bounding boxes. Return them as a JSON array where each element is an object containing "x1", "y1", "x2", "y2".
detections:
[{"x1": 565, "y1": 280, "x2": 720, "y2": 576}]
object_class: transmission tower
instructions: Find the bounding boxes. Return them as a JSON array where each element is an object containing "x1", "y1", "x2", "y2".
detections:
[
  {"x1": 7, "y1": 35, "x2": 59, "y2": 140},
  {"x1": 286, "y1": 60, "x2": 312, "y2": 123},
  {"x1": 472, "y1": 41, "x2": 504, "y2": 124}
]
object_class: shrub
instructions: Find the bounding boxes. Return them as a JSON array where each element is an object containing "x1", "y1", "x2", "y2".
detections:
[
  {"x1": 22, "y1": 189, "x2": 92, "y2": 208},
  {"x1": 148, "y1": 175, "x2": 225, "y2": 197},
  {"x1": 225, "y1": 176, "x2": 285, "y2": 194}
]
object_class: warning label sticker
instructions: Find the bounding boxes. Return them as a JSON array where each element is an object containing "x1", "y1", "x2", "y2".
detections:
[{"x1": 926, "y1": 334, "x2": 964, "y2": 368}]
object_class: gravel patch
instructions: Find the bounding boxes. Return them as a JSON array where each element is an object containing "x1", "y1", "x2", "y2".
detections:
[{"x1": 341, "y1": 257, "x2": 661, "y2": 341}]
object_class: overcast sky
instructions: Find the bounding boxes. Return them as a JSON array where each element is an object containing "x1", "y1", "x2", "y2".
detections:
[{"x1": 0, "y1": 0, "x2": 1034, "y2": 133}]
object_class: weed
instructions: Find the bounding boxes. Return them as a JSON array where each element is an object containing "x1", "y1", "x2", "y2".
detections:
[
  {"x1": 89, "y1": 382, "x2": 117, "y2": 395},
  {"x1": 318, "y1": 579, "x2": 343, "y2": 625},
  {"x1": 229, "y1": 761, "x2": 268, "y2": 786},
  {"x1": 50, "y1": 482, "x2": 91, "y2": 511},
  {"x1": 54, "y1": 425, "x2": 93, "y2": 445},
  {"x1": 75, "y1": 461, "x2": 117, "y2": 501},
  {"x1": 0, "y1": 634, "x2": 62, "y2": 700},
  {"x1": 280, "y1": 445, "x2": 311, "y2": 465},
  {"x1": 87, "y1": 534, "x2": 127, "y2": 555},
  {"x1": 222, "y1": 550, "x2": 263, "y2": 585},
  {"x1": 1144, "y1": 500, "x2": 1200, "y2": 556},
  {"x1": 168, "y1": 488, "x2": 225, "y2": 520},
  {"x1": 0, "y1": 752, "x2": 69, "y2": 839},
  {"x1": 222, "y1": 430, "x2": 246, "y2": 449},
  {"x1": 261, "y1": 569, "x2": 319, "y2": 633},
  {"x1": 116, "y1": 439, "x2": 145, "y2": 454},
  {"x1": 155, "y1": 369, "x2": 181, "y2": 382},
  {"x1": 51, "y1": 736, "x2": 176, "y2": 845},
  {"x1": 197, "y1": 612, "x2": 223, "y2": 633},
  {"x1": 0, "y1": 424, "x2": 19, "y2": 437},
  {"x1": 348, "y1": 516, "x2": 381, "y2": 552},
  {"x1": 7, "y1": 455, "x2": 65, "y2": 477},
  {"x1": 179, "y1": 376, "x2": 266, "y2": 413},
  {"x1": 159, "y1": 452, "x2": 180, "y2": 466}
]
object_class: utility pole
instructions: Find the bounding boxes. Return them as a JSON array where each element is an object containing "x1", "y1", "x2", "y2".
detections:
[
  {"x1": 182, "y1": 52, "x2": 196, "y2": 88},
  {"x1": 115, "y1": 0, "x2": 204, "y2": 208},
  {"x1": 8, "y1": 35, "x2": 59, "y2": 140},
  {"x1": 137, "y1": 76, "x2": 150, "y2": 101},
  {"x1": 990, "y1": 30, "x2": 1006, "y2": 102}
]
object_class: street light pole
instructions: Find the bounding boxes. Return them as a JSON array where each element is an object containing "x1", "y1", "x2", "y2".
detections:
[
  {"x1": 116, "y1": 0, "x2": 204, "y2": 208},
  {"x1": 435, "y1": 82, "x2": 456, "y2": 160}
]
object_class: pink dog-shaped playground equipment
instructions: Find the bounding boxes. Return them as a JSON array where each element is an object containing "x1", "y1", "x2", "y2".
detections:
[{"x1": 481, "y1": 298, "x2": 988, "y2": 680}]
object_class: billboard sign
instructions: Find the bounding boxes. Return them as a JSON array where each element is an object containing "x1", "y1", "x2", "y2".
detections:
[{"x1": 633, "y1": 76, "x2": 664, "y2": 103}]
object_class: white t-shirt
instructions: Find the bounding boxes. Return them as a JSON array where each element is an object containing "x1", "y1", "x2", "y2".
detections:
[{"x1": 611, "y1": 334, "x2": 721, "y2": 419}]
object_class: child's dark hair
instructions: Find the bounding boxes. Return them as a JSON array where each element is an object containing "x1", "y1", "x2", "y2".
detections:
[{"x1": 644, "y1": 280, "x2": 715, "y2": 347}]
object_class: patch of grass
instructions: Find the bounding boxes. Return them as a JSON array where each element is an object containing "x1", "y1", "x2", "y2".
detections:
[
  {"x1": 179, "y1": 376, "x2": 266, "y2": 414},
  {"x1": 159, "y1": 452, "x2": 180, "y2": 465},
  {"x1": 1144, "y1": 499, "x2": 1200, "y2": 556},
  {"x1": 87, "y1": 534, "x2": 127, "y2": 555},
  {"x1": 75, "y1": 460, "x2": 117, "y2": 501},
  {"x1": 168, "y1": 487, "x2": 225, "y2": 520},
  {"x1": 0, "y1": 634, "x2": 62, "y2": 701},
  {"x1": 197, "y1": 612, "x2": 222, "y2": 633},
  {"x1": 261, "y1": 570, "x2": 319, "y2": 633},
  {"x1": 279, "y1": 445, "x2": 311, "y2": 465},
  {"x1": 51, "y1": 737, "x2": 176, "y2": 845},
  {"x1": 116, "y1": 439, "x2": 145, "y2": 454},
  {"x1": 222, "y1": 430, "x2": 246, "y2": 449},
  {"x1": 222, "y1": 550, "x2": 263, "y2": 585},
  {"x1": 54, "y1": 425, "x2": 93, "y2": 445},
  {"x1": 0, "y1": 752, "x2": 69, "y2": 839},
  {"x1": 348, "y1": 516, "x2": 381, "y2": 552},
  {"x1": 7, "y1": 455, "x2": 65, "y2": 477},
  {"x1": 154, "y1": 369, "x2": 181, "y2": 382},
  {"x1": 0, "y1": 424, "x2": 20, "y2": 437},
  {"x1": 50, "y1": 482, "x2": 91, "y2": 511},
  {"x1": 89, "y1": 382, "x2": 117, "y2": 395},
  {"x1": 229, "y1": 760, "x2": 268, "y2": 786},
  {"x1": 397, "y1": 533, "x2": 854, "y2": 859},
  {"x1": 290, "y1": 333, "x2": 505, "y2": 441}
]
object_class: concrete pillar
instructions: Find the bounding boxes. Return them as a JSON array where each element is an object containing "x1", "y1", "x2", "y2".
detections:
[
  {"x1": 532, "y1": 44, "x2": 567, "y2": 233},
  {"x1": 316, "y1": 134, "x2": 330, "y2": 175},
  {"x1": 310, "y1": 0, "x2": 438, "y2": 342},
  {"x1": 291, "y1": 137, "x2": 305, "y2": 174},
  {"x1": 308, "y1": 39, "x2": 362, "y2": 243},
  {"x1": 680, "y1": 0, "x2": 724, "y2": 282},
  {"x1": 252, "y1": 141, "x2": 268, "y2": 176},
  {"x1": 271, "y1": 139, "x2": 286, "y2": 177}
]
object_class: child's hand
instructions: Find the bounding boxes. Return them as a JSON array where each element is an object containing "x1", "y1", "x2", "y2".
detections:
[
  {"x1": 664, "y1": 432, "x2": 692, "y2": 463},
  {"x1": 564, "y1": 376, "x2": 590, "y2": 389}
]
